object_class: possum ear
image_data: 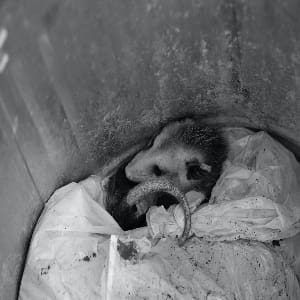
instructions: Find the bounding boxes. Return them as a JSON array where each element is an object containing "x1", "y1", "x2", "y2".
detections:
[{"x1": 186, "y1": 161, "x2": 207, "y2": 180}]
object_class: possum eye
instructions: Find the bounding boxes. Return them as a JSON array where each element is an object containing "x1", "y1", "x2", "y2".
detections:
[
  {"x1": 146, "y1": 135, "x2": 156, "y2": 148},
  {"x1": 186, "y1": 163, "x2": 208, "y2": 180},
  {"x1": 153, "y1": 165, "x2": 163, "y2": 176}
]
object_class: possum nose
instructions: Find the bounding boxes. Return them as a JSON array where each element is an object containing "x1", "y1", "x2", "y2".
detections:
[
  {"x1": 125, "y1": 161, "x2": 139, "y2": 181},
  {"x1": 125, "y1": 151, "x2": 146, "y2": 179},
  {"x1": 125, "y1": 159, "x2": 154, "y2": 181},
  {"x1": 153, "y1": 164, "x2": 163, "y2": 176}
]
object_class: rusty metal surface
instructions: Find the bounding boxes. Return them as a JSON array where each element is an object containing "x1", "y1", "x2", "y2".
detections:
[{"x1": 0, "y1": 0, "x2": 300, "y2": 298}]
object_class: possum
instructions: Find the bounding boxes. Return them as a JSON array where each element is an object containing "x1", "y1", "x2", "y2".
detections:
[
  {"x1": 106, "y1": 117, "x2": 227, "y2": 234},
  {"x1": 125, "y1": 118, "x2": 228, "y2": 202}
]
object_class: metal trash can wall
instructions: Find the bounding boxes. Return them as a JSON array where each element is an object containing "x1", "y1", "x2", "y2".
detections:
[{"x1": 0, "y1": 0, "x2": 300, "y2": 298}]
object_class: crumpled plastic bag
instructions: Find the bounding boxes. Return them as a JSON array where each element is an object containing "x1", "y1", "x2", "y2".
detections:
[
  {"x1": 211, "y1": 129, "x2": 300, "y2": 208},
  {"x1": 102, "y1": 235, "x2": 229, "y2": 300},
  {"x1": 182, "y1": 238, "x2": 300, "y2": 300},
  {"x1": 19, "y1": 176, "x2": 123, "y2": 300},
  {"x1": 147, "y1": 196, "x2": 300, "y2": 242},
  {"x1": 19, "y1": 128, "x2": 300, "y2": 300},
  {"x1": 147, "y1": 129, "x2": 300, "y2": 242},
  {"x1": 279, "y1": 232, "x2": 300, "y2": 281},
  {"x1": 102, "y1": 235, "x2": 300, "y2": 300}
]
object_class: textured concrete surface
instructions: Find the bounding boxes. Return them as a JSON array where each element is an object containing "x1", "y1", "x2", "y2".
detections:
[{"x1": 0, "y1": 0, "x2": 300, "y2": 298}]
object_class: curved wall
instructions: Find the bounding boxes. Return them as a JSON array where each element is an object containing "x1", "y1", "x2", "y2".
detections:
[{"x1": 0, "y1": 0, "x2": 300, "y2": 298}]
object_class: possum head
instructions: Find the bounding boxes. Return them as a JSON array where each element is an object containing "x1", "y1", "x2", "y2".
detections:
[{"x1": 125, "y1": 119, "x2": 228, "y2": 197}]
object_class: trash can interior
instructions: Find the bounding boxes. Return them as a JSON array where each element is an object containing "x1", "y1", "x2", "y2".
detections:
[{"x1": 0, "y1": 0, "x2": 300, "y2": 299}]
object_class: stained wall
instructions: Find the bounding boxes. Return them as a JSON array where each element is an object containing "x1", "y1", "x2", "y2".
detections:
[{"x1": 0, "y1": 0, "x2": 300, "y2": 298}]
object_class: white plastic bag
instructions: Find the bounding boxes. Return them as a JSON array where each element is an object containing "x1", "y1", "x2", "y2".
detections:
[
  {"x1": 211, "y1": 129, "x2": 300, "y2": 208},
  {"x1": 101, "y1": 235, "x2": 300, "y2": 300},
  {"x1": 101, "y1": 235, "x2": 230, "y2": 300},
  {"x1": 19, "y1": 176, "x2": 123, "y2": 300},
  {"x1": 19, "y1": 128, "x2": 300, "y2": 300}
]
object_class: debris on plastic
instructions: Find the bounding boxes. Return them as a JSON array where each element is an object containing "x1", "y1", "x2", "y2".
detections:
[
  {"x1": 146, "y1": 196, "x2": 300, "y2": 242},
  {"x1": 19, "y1": 128, "x2": 300, "y2": 300},
  {"x1": 102, "y1": 235, "x2": 230, "y2": 300},
  {"x1": 279, "y1": 232, "x2": 300, "y2": 280},
  {"x1": 102, "y1": 235, "x2": 300, "y2": 300},
  {"x1": 19, "y1": 176, "x2": 123, "y2": 300},
  {"x1": 211, "y1": 129, "x2": 300, "y2": 208}
]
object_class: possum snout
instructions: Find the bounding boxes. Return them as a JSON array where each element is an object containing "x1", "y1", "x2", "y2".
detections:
[
  {"x1": 125, "y1": 118, "x2": 228, "y2": 198},
  {"x1": 125, "y1": 150, "x2": 160, "y2": 182},
  {"x1": 125, "y1": 147, "x2": 204, "y2": 193}
]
